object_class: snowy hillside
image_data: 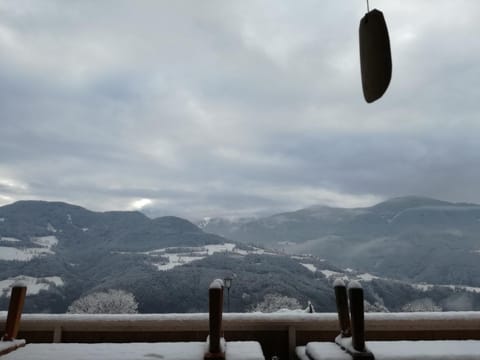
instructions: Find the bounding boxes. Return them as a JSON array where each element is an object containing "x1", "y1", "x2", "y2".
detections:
[
  {"x1": 200, "y1": 196, "x2": 480, "y2": 288},
  {"x1": 1, "y1": 200, "x2": 480, "y2": 313}
]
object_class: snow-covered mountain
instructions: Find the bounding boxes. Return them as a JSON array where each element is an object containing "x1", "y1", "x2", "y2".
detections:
[
  {"x1": 1, "y1": 199, "x2": 480, "y2": 313},
  {"x1": 200, "y1": 196, "x2": 480, "y2": 288}
]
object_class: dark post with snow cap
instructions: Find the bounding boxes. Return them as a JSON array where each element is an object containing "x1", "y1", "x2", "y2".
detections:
[
  {"x1": 205, "y1": 279, "x2": 225, "y2": 360},
  {"x1": 3, "y1": 286, "x2": 27, "y2": 341},
  {"x1": 334, "y1": 279, "x2": 351, "y2": 337},
  {"x1": 348, "y1": 281, "x2": 366, "y2": 352}
]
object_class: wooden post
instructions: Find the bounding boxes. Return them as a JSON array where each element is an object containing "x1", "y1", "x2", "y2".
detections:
[
  {"x1": 53, "y1": 325, "x2": 63, "y2": 343},
  {"x1": 334, "y1": 279, "x2": 351, "y2": 337},
  {"x1": 288, "y1": 325, "x2": 296, "y2": 360},
  {"x1": 205, "y1": 279, "x2": 225, "y2": 360},
  {"x1": 348, "y1": 282, "x2": 365, "y2": 352},
  {"x1": 3, "y1": 286, "x2": 27, "y2": 341}
]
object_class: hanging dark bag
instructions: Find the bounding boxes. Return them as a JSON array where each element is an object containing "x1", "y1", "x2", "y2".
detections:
[{"x1": 359, "y1": 9, "x2": 392, "y2": 103}]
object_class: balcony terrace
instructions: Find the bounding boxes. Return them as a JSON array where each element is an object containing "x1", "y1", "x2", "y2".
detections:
[
  {"x1": 2, "y1": 311, "x2": 480, "y2": 359},
  {"x1": 1, "y1": 281, "x2": 480, "y2": 359}
]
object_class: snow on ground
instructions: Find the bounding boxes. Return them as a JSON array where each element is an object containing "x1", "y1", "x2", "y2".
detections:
[
  {"x1": 368, "y1": 340, "x2": 480, "y2": 360},
  {"x1": 204, "y1": 243, "x2": 236, "y2": 253},
  {"x1": 0, "y1": 275, "x2": 64, "y2": 297},
  {"x1": 412, "y1": 283, "x2": 480, "y2": 294},
  {"x1": 304, "y1": 340, "x2": 480, "y2": 360},
  {"x1": 320, "y1": 270, "x2": 347, "y2": 279},
  {"x1": 0, "y1": 237, "x2": 21, "y2": 242},
  {"x1": 301, "y1": 263, "x2": 317, "y2": 273},
  {"x1": 123, "y1": 243, "x2": 277, "y2": 272},
  {"x1": 2, "y1": 341, "x2": 264, "y2": 360},
  {"x1": 0, "y1": 236, "x2": 58, "y2": 261},
  {"x1": 152, "y1": 255, "x2": 206, "y2": 271},
  {"x1": 0, "y1": 246, "x2": 53, "y2": 261},
  {"x1": 0, "y1": 217, "x2": 4, "y2": 222},
  {"x1": 46, "y1": 223, "x2": 57, "y2": 233},
  {"x1": 319, "y1": 266, "x2": 480, "y2": 295},
  {"x1": 32, "y1": 236, "x2": 58, "y2": 249},
  {"x1": 142, "y1": 243, "x2": 236, "y2": 256},
  {"x1": 357, "y1": 273, "x2": 379, "y2": 281},
  {"x1": 318, "y1": 269, "x2": 379, "y2": 282},
  {"x1": 0, "y1": 340, "x2": 25, "y2": 356},
  {"x1": 2, "y1": 343, "x2": 206, "y2": 360},
  {"x1": 411, "y1": 284, "x2": 434, "y2": 291}
]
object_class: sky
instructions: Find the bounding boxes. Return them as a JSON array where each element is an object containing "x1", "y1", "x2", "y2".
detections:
[{"x1": 1, "y1": 0, "x2": 480, "y2": 219}]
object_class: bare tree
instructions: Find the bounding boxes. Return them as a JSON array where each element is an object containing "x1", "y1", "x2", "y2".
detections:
[
  {"x1": 67, "y1": 289, "x2": 138, "y2": 314},
  {"x1": 251, "y1": 293, "x2": 302, "y2": 313},
  {"x1": 401, "y1": 298, "x2": 442, "y2": 312}
]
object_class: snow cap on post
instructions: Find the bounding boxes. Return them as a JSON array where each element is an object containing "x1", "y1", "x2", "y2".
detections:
[
  {"x1": 209, "y1": 279, "x2": 224, "y2": 290},
  {"x1": 333, "y1": 278, "x2": 346, "y2": 288},
  {"x1": 12, "y1": 281, "x2": 27, "y2": 288},
  {"x1": 348, "y1": 280, "x2": 362, "y2": 290}
]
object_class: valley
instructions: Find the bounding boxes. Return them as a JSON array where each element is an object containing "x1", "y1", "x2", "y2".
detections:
[{"x1": 0, "y1": 198, "x2": 479, "y2": 313}]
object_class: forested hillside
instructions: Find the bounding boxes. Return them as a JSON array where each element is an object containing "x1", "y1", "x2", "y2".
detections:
[{"x1": 1, "y1": 200, "x2": 479, "y2": 313}]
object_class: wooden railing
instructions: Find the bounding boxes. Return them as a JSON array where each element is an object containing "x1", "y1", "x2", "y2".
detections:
[{"x1": 1, "y1": 312, "x2": 479, "y2": 359}]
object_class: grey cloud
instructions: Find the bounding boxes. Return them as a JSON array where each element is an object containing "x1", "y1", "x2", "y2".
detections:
[{"x1": 1, "y1": 1, "x2": 480, "y2": 218}]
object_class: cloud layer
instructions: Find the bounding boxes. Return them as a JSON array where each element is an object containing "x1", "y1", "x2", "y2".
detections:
[{"x1": 1, "y1": 0, "x2": 480, "y2": 218}]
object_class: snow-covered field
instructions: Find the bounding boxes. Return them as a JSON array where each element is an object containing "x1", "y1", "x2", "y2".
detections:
[
  {"x1": 412, "y1": 283, "x2": 480, "y2": 294},
  {"x1": 119, "y1": 243, "x2": 276, "y2": 271},
  {"x1": 301, "y1": 263, "x2": 317, "y2": 273},
  {"x1": 319, "y1": 269, "x2": 379, "y2": 282},
  {"x1": 0, "y1": 237, "x2": 21, "y2": 242},
  {"x1": 317, "y1": 266, "x2": 480, "y2": 295},
  {"x1": 0, "y1": 236, "x2": 58, "y2": 261},
  {"x1": 31, "y1": 235, "x2": 58, "y2": 248},
  {"x1": 0, "y1": 275, "x2": 64, "y2": 297},
  {"x1": 0, "y1": 246, "x2": 53, "y2": 261},
  {"x1": 149, "y1": 243, "x2": 273, "y2": 271},
  {"x1": 320, "y1": 270, "x2": 346, "y2": 279}
]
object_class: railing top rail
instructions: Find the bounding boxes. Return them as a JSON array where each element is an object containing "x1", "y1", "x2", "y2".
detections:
[{"x1": 0, "y1": 312, "x2": 479, "y2": 332}]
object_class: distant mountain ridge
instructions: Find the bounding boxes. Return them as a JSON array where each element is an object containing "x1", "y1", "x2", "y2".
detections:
[
  {"x1": 0, "y1": 200, "x2": 224, "y2": 251},
  {"x1": 0, "y1": 200, "x2": 232, "y2": 312},
  {"x1": 199, "y1": 196, "x2": 480, "y2": 287},
  {"x1": 1, "y1": 199, "x2": 480, "y2": 313},
  {"x1": 0, "y1": 200, "x2": 348, "y2": 313}
]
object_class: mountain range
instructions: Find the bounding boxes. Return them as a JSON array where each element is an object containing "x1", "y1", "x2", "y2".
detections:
[
  {"x1": 0, "y1": 198, "x2": 479, "y2": 313},
  {"x1": 199, "y1": 196, "x2": 480, "y2": 287}
]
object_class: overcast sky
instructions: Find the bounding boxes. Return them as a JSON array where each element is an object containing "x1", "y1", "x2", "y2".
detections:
[{"x1": 1, "y1": 0, "x2": 480, "y2": 219}]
